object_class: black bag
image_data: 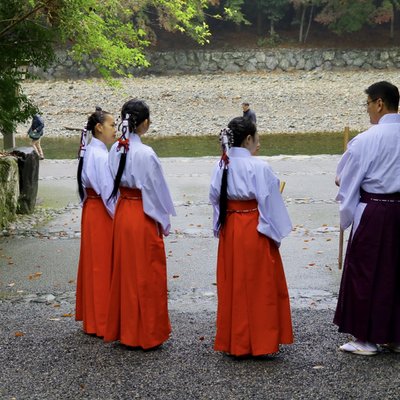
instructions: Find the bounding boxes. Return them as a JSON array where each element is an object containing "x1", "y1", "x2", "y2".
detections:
[
  {"x1": 28, "y1": 127, "x2": 43, "y2": 140},
  {"x1": 28, "y1": 114, "x2": 44, "y2": 140}
]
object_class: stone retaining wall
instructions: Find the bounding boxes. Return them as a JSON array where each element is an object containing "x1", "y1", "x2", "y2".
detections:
[
  {"x1": 31, "y1": 47, "x2": 400, "y2": 79},
  {"x1": 0, "y1": 157, "x2": 19, "y2": 229}
]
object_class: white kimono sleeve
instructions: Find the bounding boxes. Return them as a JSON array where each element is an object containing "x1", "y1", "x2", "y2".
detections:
[
  {"x1": 256, "y1": 167, "x2": 292, "y2": 245},
  {"x1": 142, "y1": 154, "x2": 176, "y2": 236},
  {"x1": 336, "y1": 140, "x2": 365, "y2": 230},
  {"x1": 94, "y1": 156, "x2": 117, "y2": 217}
]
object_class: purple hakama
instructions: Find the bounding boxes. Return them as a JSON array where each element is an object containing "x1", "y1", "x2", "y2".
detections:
[{"x1": 334, "y1": 191, "x2": 400, "y2": 343}]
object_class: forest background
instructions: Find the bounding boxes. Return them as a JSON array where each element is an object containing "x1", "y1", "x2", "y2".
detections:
[{"x1": 1, "y1": 0, "x2": 400, "y2": 149}]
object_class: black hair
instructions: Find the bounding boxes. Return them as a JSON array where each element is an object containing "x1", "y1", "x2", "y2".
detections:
[
  {"x1": 218, "y1": 117, "x2": 257, "y2": 228},
  {"x1": 365, "y1": 81, "x2": 399, "y2": 111},
  {"x1": 109, "y1": 99, "x2": 150, "y2": 200},
  {"x1": 87, "y1": 106, "x2": 110, "y2": 138},
  {"x1": 77, "y1": 106, "x2": 110, "y2": 202}
]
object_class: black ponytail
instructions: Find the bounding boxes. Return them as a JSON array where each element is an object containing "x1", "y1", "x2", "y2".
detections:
[
  {"x1": 77, "y1": 107, "x2": 110, "y2": 202},
  {"x1": 77, "y1": 124, "x2": 88, "y2": 202},
  {"x1": 109, "y1": 152, "x2": 126, "y2": 200},
  {"x1": 109, "y1": 99, "x2": 150, "y2": 201},
  {"x1": 217, "y1": 117, "x2": 256, "y2": 228},
  {"x1": 218, "y1": 168, "x2": 229, "y2": 227},
  {"x1": 77, "y1": 157, "x2": 85, "y2": 202}
]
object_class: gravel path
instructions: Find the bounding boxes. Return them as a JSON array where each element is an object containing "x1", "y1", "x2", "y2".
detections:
[
  {"x1": 1, "y1": 305, "x2": 400, "y2": 400},
  {"x1": 18, "y1": 70, "x2": 400, "y2": 137}
]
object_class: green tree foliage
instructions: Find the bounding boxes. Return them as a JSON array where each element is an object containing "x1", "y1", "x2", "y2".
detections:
[
  {"x1": 371, "y1": 0, "x2": 400, "y2": 38},
  {"x1": 251, "y1": 0, "x2": 290, "y2": 35},
  {"x1": 315, "y1": 0, "x2": 376, "y2": 35},
  {"x1": 0, "y1": 1, "x2": 56, "y2": 138},
  {"x1": 0, "y1": 0, "x2": 227, "y2": 144},
  {"x1": 215, "y1": 0, "x2": 248, "y2": 24}
]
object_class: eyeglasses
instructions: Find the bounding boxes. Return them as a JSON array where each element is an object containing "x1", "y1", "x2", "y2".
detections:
[{"x1": 366, "y1": 98, "x2": 380, "y2": 106}]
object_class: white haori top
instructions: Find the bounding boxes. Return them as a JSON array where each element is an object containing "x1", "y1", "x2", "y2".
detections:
[
  {"x1": 108, "y1": 133, "x2": 176, "y2": 236},
  {"x1": 336, "y1": 113, "x2": 400, "y2": 231},
  {"x1": 81, "y1": 137, "x2": 116, "y2": 217},
  {"x1": 209, "y1": 147, "x2": 292, "y2": 245}
]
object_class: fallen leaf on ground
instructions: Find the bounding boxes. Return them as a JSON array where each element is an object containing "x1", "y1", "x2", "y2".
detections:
[
  {"x1": 28, "y1": 272, "x2": 43, "y2": 280},
  {"x1": 15, "y1": 331, "x2": 24, "y2": 337},
  {"x1": 62, "y1": 313, "x2": 75, "y2": 318}
]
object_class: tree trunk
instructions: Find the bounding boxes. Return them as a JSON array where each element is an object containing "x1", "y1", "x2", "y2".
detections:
[
  {"x1": 3, "y1": 133, "x2": 15, "y2": 151},
  {"x1": 256, "y1": 13, "x2": 264, "y2": 35},
  {"x1": 299, "y1": 6, "x2": 306, "y2": 43},
  {"x1": 304, "y1": 5, "x2": 314, "y2": 43},
  {"x1": 270, "y1": 20, "x2": 275, "y2": 36},
  {"x1": 390, "y1": 7, "x2": 395, "y2": 40}
]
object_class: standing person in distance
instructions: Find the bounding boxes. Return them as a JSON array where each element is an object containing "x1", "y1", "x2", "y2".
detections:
[
  {"x1": 209, "y1": 116, "x2": 293, "y2": 357},
  {"x1": 242, "y1": 102, "x2": 257, "y2": 124},
  {"x1": 104, "y1": 99, "x2": 176, "y2": 350},
  {"x1": 75, "y1": 107, "x2": 117, "y2": 338},
  {"x1": 335, "y1": 81, "x2": 400, "y2": 356},
  {"x1": 28, "y1": 113, "x2": 45, "y2": 159}
]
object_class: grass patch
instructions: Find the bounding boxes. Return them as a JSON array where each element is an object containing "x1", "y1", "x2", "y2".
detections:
[{"x1": 1, "y1": 131, "x2": 357, "y2": 159}]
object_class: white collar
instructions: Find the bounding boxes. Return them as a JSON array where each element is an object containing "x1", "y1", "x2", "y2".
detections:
[
  {"x1": 229, "y1": 147, "x2": 252, "y2": 157},
  {"x1": 89, "y1": 136, "x2": 107, "y2": 150},
  {"x1": 378, "y1": 113, "x2": 400, "y2": 124}
]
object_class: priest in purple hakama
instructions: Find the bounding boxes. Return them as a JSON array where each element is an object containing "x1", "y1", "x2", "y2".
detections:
[{"x1": 334, "y1": 81, "x2": 400, "y2": 356}]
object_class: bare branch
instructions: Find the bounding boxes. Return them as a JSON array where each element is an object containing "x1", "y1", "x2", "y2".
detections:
[{"x1": 0, "y1": 0, "x2": 55, "y2": 39}]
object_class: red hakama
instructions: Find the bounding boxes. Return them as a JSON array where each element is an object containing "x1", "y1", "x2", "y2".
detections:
[
  {"x1": 215, "y1": 199, "x2": 293, "y2": 356},
  {"x1": 76, "y1": 189, "x2": 113, "y2": 337},
  {"x1": 104, "y1": 188, "x2": 171, "y2": 349}
]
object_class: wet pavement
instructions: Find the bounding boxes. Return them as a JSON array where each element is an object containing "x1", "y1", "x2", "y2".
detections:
[
  {"x1": 1, "y1": 156, "x2": 399, "y2": 399},
  {"x1": 1, "y1": 156, "x2": 343, "y2": 311}
]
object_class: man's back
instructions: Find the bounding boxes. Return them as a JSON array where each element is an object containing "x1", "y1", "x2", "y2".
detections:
[{"x1": 350, "y1": 114, "x2": 400, "y2": 193}]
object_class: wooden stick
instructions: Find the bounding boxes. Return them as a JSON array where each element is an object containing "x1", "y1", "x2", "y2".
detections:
[
  {"x1": 338, "y1": 126, "x2": 350, "y2": 270},
  {"x1": 338, "y1": 229, "x2": 344, "y2": 270},
  {"x1": 279, "y1": 181, "x2": 286, "y2": 194},
  {"x1": 343, "y1": 125, "x2": 349, "y2": 152}
]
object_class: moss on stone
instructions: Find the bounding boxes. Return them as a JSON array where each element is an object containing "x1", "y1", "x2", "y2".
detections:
[{"x1": 0, "y1": 156, "x2": 19, "y2": 229}]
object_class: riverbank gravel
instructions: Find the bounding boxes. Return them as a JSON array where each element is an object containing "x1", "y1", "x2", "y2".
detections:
[{"x1": 17, "y1": 69, "x2": 400, "y2": 137}]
